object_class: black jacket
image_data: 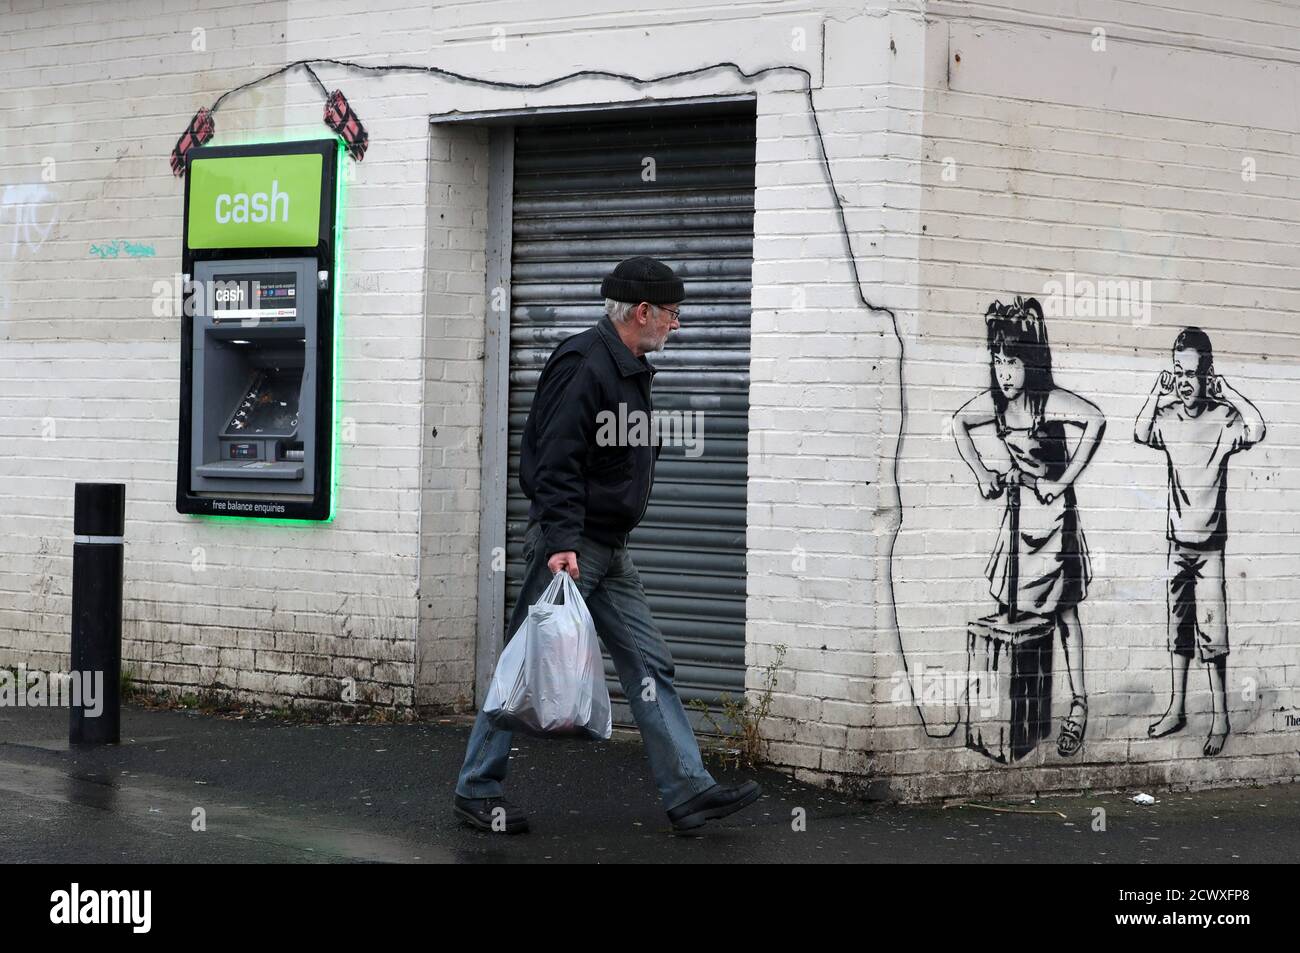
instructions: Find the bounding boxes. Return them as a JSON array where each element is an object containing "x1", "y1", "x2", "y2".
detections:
[{"x1": 520, "y1": 317, "x2": 660, "y2": 558}]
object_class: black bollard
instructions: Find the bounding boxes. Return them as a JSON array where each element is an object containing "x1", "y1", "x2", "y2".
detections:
[{"x1": 70, "y1": 483, "x2": 125, "y2": 745}]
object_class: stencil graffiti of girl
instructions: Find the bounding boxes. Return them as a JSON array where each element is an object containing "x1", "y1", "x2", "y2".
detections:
[{"x1": 952, "y1": 297, "x2": 1107, "y2": 757}]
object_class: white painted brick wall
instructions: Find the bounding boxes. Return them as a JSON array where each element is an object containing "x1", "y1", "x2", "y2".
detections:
[
  {"x1": 4, "y1": 0, "x2": 1297, "y2": 800},
  {"x1": 867, "y1": 0, "x2": 1300, "y2": 799},
  {"x1": 741, "y1": 0, "x2": 1300, "y2": 800},
  {"x1": 0, "y1": 0, "x2": 845, "y2": 716}
]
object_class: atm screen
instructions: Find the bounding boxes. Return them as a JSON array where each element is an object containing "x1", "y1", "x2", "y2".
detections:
[
  {"x1": 211, "y1": 271, "x2": 298, "y2": 323},
  {"x1": 224, "y1": 368, "x2": 303, "y2": 436}
]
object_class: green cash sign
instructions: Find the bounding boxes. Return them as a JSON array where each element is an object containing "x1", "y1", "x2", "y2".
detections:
[{"x1": 187, "y1": 153, "x2": 322, "y2": 249}]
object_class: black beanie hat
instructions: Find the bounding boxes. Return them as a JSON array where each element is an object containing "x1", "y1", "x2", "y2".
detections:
[{"x1": 600, "y1": 256, "x2": 685, "y2": 305}]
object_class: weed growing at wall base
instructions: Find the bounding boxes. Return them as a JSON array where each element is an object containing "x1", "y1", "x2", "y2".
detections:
[{"x1": 692, "y1": 644, "x2": 787, "y2": 769}]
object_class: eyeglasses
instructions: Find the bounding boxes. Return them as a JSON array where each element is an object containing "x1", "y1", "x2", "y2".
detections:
[{"x1": 654, "y1": 304, "x2": 680, "y2": 321}]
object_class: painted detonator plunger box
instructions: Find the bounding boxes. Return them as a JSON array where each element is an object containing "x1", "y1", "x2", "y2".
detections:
[
  {"x1": 964, "y1": 480, "x2": 1054, "y2": 764},
  {"x1": 965, "y1": 613, "x2": 1053, "y2": 763}
]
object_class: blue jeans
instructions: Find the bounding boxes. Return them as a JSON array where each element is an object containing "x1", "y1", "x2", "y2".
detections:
[{"x1": 456, "y1": 522, "x2": 716, "y2": 811}]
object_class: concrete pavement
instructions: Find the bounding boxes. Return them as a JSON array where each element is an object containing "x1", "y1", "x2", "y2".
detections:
[{"x1": 1, "y1": 704, "x2": 1297, "y2": 863}]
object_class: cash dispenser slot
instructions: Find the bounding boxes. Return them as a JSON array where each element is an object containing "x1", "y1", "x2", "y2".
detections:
[
  {"x1": 194, "y1": 365, "x2": 305, "y2": 480},
  {"x1": 189, "y1": 258, "x2": 317, "y2": 496}
]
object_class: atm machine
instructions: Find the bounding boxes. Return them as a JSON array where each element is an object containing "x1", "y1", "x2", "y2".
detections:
[{"x1": 177, "y1": 140, "x2": 340, "y2": 520}]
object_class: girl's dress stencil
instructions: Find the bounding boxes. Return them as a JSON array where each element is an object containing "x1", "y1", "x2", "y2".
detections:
[
  {"x1": 985, "y1": 416, "x2": 1091, "y2": 617},
  {"x1": 952, "y1": 296, "x2": 1107, "y2": 762}
]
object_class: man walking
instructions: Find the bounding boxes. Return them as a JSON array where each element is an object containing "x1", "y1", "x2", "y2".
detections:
[{"x1": 453, "y1": 256, "x2": 762, "y2": 833}]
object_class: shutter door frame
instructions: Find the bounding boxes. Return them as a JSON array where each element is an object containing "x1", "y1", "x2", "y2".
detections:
[
  {"x1": 474, "y1": 126, "x2": 515, "y2": 706},
  {"x1": 498, "y1": 101, "x2": 757, "y2": 729}
]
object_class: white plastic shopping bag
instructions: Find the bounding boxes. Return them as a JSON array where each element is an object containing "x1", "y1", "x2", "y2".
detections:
[{"x1": 483, "y1": 571, "x2": 612, "y2": 740}]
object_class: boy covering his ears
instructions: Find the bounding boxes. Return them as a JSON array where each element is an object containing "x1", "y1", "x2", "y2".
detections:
[{"x1": 1134, "y1": 327, "x2": 1266, "y2": 756}]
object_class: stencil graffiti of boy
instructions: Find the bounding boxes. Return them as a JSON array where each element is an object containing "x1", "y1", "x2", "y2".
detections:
[{"x1": 1134, "y1": 328, "x2": 1266, "y2": 756}]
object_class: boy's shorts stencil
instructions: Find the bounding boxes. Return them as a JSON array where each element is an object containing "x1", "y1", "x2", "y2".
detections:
[{"x1": 1168, "y1": 541, "x2": 1228, "y2": 661}]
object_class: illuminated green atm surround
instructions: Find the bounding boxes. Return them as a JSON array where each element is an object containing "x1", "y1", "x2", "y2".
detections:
[{"x1": 177, "y1": 139, "x2": 341, "y2": 521}]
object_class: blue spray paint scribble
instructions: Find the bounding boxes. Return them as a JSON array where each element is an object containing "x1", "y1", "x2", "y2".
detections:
[{"x1": 89, "y1": 240, "x2": 155, "y2": 259}]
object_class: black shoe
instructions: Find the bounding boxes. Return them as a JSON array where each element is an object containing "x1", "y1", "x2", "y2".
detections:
[
  {"x1": 667, "y1": 781, "x2": 762, "y2": 833},
  {"x1": 453, "y1": 795, "x2": 530, "y2": 834}
]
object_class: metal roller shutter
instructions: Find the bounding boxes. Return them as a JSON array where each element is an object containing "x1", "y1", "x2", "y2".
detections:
[{"x1": 505, "y1": 106, "x2": 756, "y2": 725}]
